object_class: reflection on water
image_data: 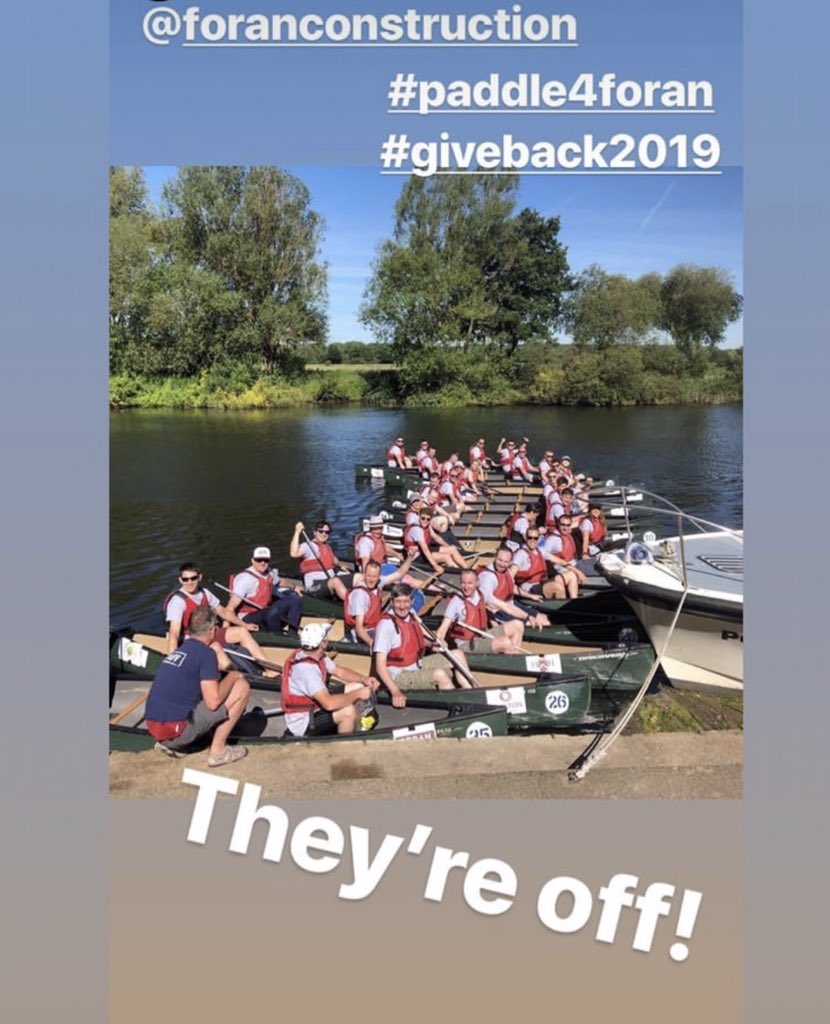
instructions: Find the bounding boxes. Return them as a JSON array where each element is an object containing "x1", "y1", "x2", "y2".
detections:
[{"x1": 111, "y1": 404, "x2": 742, "y2": 625}]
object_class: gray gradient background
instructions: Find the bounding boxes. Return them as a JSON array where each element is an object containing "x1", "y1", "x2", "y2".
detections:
[{"x1": 2, "y1": 1, "x2": 827, "y2": 1020}]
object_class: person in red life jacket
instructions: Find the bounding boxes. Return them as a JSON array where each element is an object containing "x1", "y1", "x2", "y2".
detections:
[
  {"x1": 538, "y1": 449, "x2": 556, "y2": 479},
  {"x1": 405, "y1": 510, "x2": 468, "y2": 571},
  {"x1": 504, "y1": 502, "x2": 540, "y2": 550},
  {"x1": 354, "y1": 515, "x2": 402, "y2": 572},
  {"x1": 579, "y1": 504, "x2": 608, "y2": 558},
  {"x1": 509, "y1": 530, "x2": 567, "y2": 600},
  {"x1": 496, "y1": 437, "x2": 514, "y2": 478},
  {"x1": 282, "y1": 622, "x2": 379, "y2": 738},
  {"x1": 433, "y1": 569, "x2": 523, "y2": 654},
  {"x1": 386, "y1": 436, "x2": 411, "y2": 469},
  {"x1": 511, "y1": 443, "x2": 539, "y2": 483},
  {"x1": 478, "y1": 545, "x2": 550, "y2": 634},
  {"x1": 344, "y1": 558, "x2": 419, "y2": 646},
  {"x1": 164, "y1": 561, "x2": 281, "y2": 677},
  {"x1": 224, "y1": 546, "x2": 304, "y2": 637},
  {"x1": 469, "y1": 436, "x2": 496, "y2": 469},
  {"x1": 539, "y1": 516, "x2": 587, "y2": 598},
  {"x1": 372, "y1": 584, "x2": 472, "y2": 707},
  {"x1": 557, "y1": 455, "x2": 576, "y2": 486},
  {"x1": 440, "y1": 451, "x2": 462, "y2": 478},
  {"x1": 420, "y1": 446, "x2": 440, "y2": 478},
  {"x1": 463, "y1": 459, "x2": 486, "y2": 496},
  {"x1": 557, "y1": 488, "x2": 584, "y2": 528},
  {"x1": 439, "y1": 467, "x2": 469, "y2": 517},
  {"x1": 414, "y1": 439, "x2": 431, "y2": 474},
  {"x1": 289, "y1": 521, "x2": 355, "y2": 602},
  {"x1": 145, "y1": 607, "x2": 251, "y2": 767}
]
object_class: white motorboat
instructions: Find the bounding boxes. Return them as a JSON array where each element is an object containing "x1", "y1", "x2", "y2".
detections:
[{"x1": 596, "y1": 503, "x2": 743, "y2": 694}]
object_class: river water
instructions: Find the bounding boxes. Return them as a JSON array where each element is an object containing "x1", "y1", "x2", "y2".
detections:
[{"x1": 111, "y1": 403, "x2": 742, "y2": 626}]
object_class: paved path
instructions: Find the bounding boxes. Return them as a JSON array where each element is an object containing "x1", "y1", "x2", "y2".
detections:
[{"x1": 109, "y1": 730, "x2": 743, "y2": 799}]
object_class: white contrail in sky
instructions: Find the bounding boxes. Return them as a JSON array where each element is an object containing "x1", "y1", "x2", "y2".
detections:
[{"x1": 639, "y1": 183, "x2": 675, "y2": 231}]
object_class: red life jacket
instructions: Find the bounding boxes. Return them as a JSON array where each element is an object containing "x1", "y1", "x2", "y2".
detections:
[
  {"x1": 469, "y1": 444, "x2": 486, "y2": 465},
  {"x1": 380, "y1": 613, "x2": 426, "y2": 668},
  {"x1": 499, "y1": 448, "x2": 513, "y2": 470},
  {"x1": 404, "y1": 523, "x2": 435, "y2": 554},
  {"x1": 281, "y1": 650, "x2": 328, "y2": 713},
  {"x1": 477, "y1": 564, "x2": 515, "y2": 602},
  {"x1": 514, "y1": 546, "x2": 548, "y2": 586},
  {"x1": 344, "y1": 586, "x2": 383, "y2": 630},
  {"x1": 511, "y1": 455, "x2": 530, "y2": 480},
  {"x1": 299, "y1": 541, "x2": 336, "y2": 577},
  {"x1": 553, "y1": 531, "x2": 578, "y2": 563},
  {"x1": 586, "y1": 517, "x2": 607, "y2": 544},
  {"x1": 228, "y1": 569, "x2": 272, "y2": 616},
  {"x1": 503, "y1": 510, "x2": 522, "y2": 537},
  {"x1": 448, "y1": 594, "x2": 489, "y2": 644},
  {"x1": 354, "y1": 531, "x2": 386, "y2": 564},
  {"x1": 162, "y1": 588, "x2": 209, "y2": 634},
  {"x1": 387, "y1": 444, "x2": 406, "y2": 466}
]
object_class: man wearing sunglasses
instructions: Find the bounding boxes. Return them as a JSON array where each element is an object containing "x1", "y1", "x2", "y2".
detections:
[
  {"x1": 164, "y1": 562, "x2": 279, "y2": 675},
  {"x1": 225, "y1": 545, "x2": 304, "y2": 636},
  {"x1": 290, "y1": 521, "x2": 354, "y2": 601}
]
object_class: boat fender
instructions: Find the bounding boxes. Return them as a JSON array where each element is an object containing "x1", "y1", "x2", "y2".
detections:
[{"x1": 625, "y1": 541, "x2": 653, "y2": 565}]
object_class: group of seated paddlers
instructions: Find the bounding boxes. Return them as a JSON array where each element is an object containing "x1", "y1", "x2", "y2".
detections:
[{"x1": 141, "y1": 436, "x2": 609, "y2": 763}]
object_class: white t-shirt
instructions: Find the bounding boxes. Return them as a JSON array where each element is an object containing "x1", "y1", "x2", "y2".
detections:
[{"x1": 284, "y1": 654, "x2": 337, "y2": 735}]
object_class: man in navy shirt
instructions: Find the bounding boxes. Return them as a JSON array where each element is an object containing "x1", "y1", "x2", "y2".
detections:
[{"x1": 145, "y1": 606, "x2": 251, "y2": 767}]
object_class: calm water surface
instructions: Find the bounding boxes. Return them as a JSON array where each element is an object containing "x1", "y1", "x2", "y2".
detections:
[{"x1": 111, "y1": 404, "x2": 742, "y2": 626}]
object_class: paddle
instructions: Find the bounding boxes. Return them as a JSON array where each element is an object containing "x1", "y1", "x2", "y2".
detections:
[
  {"x1": 110, "y1": 690, "x2": 149, "y2": 726},
  {"x1": 300, "y1": 527, "x2": 345, "y2": 582},
  {"x1": 221, "y1": 646, "x2": 285, "y2": 675},
  {"x1": 213, "y1": 580, "x2": 266, "y2": 610},
  {"x1": 450, "y1": 620, "x2": 532, "y2": 655},
  {"x1": 411, "y1": 611, "x2": 482, "y2": 689}
]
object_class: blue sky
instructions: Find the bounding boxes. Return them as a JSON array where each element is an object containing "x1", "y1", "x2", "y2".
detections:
[{"x1": 142, "y1": 165, "x2": 743, "y2": 347}]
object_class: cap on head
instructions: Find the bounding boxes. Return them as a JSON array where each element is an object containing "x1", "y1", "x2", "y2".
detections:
[
  {"x1": 367, "y1": 515, "x2": 384, "y2": 528},
  {"x1": 253, "y1": 546, "x2": 271, "y2": 560},
  {"x1": 299, "y1": 622, "x2": 332, "y2": 649},
  {"x1": 561, "y1": 455, "x2": 571, "y2": 463}
]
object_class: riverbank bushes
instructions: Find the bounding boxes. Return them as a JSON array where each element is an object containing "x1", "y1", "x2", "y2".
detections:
[{"x1": 109, "y1": 344, "x2": 741, "y2": 409}]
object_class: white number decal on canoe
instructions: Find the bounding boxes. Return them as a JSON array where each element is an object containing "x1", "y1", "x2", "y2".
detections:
[
  {"x1": 465, "y1": 721, "x2": 494, "y2": 739},
  {"x1": 544, "y1": 690, "x2": 571, "y2": 716}
]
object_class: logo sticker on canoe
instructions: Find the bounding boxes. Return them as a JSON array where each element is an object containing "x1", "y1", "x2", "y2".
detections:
[
  {"x1": 485, "y1": 687, "x2": 528, "y2": 715},
  {"x1": 465, "y1": 721, "x2": 494, "y2": 739},
  {"x1": 525, "y1": 654, "x2": 562, "y2": 675},
  {"x1": 544, "y1": 690, "x2": 571, "y2": 716},
  {"x1": 392, "y1": 722, "x2": 438, "y2": 741},
  {"x1": 118, "y1": 638, "x2": 149, "y2": 669},
  {"x1": 370, "y1": 467, "x2": 384, "y2": 478}
]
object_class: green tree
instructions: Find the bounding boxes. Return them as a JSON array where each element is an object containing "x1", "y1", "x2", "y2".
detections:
[
  {"x1": 361, "y1": 175, "x2": 569, "y2": 360},
  {"x1": 162, "y1": 166, "x2": 327, "y2": 371},
  {"x1": 109, "y1": 167, "x2": 154, "y2": 373},
  {"x1": 659, "y1": 265, "x2": 742, "y2": 356},
  {"x1": 565, "y1": 265, "x2": 661, "y2": 349}
]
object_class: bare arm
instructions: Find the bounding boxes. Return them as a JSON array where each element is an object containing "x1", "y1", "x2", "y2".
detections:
[
  {"x1": 372, "y1": 650, "x2": 406, "y2": 708},
  {"x1": 289, "y1": 521, "x2": 305, "y2": 559}
]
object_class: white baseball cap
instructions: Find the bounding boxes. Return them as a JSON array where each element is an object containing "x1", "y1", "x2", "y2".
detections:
[
  {"x1": 253, "y1": 546, "x2": 271, "y2": 559},
  {"x1": 299, "y1": 622, "x2": 332, "y2": 649},
  {"x1": 367, "y1": 515, "x2": 384, "y2": 528}
]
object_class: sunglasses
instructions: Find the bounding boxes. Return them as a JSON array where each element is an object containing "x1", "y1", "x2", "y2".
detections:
[
  {"x1": 527, "y1": 535, "x2": 540, "y2": 540},
  {"x1": 253, "y1": 558, "x2": 270, "y2": 564},
  {"x1": 316, "y1": 528, "x2": 331, "y2": 534},
  {"x1": 180, "y1": 574, "x2": 200, "y2": 582}
]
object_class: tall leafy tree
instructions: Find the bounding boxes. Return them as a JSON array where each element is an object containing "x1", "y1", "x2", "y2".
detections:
[
  {"x1": 565, "y1": 265, "x2": 662, "y2": 349},
  {"x1": 109, "y1": 167, "x2": 154, "y2": 372},
  {"x1": 161, "y1": 166, "x2": 327, "y2": 371},
  {"x1": 659, "y1": 265, "x2": 742, "y2": 356},
  {"x1": 361, "y1": 175, "x2": 569, "y2": 359}
]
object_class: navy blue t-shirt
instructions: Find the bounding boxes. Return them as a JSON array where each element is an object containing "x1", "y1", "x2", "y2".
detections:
[{"x1": 146, "y1": 638, "x2": 219, "y2": 722}]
